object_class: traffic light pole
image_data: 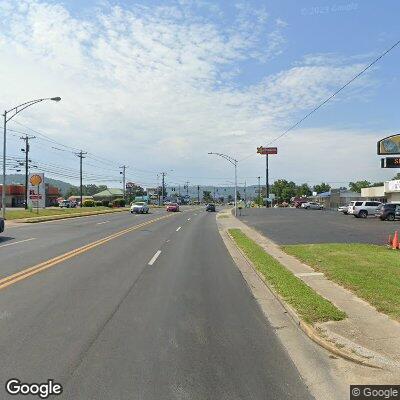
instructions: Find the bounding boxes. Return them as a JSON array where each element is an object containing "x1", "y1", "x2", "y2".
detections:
[{"x1": 265, "y1": 154, "x2": 269, "y2": 208}]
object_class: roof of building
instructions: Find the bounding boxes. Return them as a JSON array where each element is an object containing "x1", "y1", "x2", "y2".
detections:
[{"x1": 93, "y1": 188, "x2": 124, "y2": 198}]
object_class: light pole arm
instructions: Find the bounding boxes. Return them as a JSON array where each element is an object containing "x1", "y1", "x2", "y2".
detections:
[
  {"x1": 5, "y1": 97, "x2": 61, "y2": 123},
  {"x1": 207, "y1": 152, "x2": 237, "y2": 167}
]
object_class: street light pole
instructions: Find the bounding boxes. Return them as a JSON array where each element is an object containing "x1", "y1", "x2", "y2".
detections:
[
  {"x1": 1, "y1": 97, "x2": 61, "y2": 219},
  {"x1": 208, "y1": 152, "x2": 238, "y2": 217}
]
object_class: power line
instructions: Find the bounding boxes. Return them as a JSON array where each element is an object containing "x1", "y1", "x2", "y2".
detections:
[{"x1": 240, "y1": 39, "x2": 400, "y2": 162}]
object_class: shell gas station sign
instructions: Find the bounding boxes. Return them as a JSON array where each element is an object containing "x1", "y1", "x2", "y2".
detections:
[{"x1": 27, "y1": 173, "x2": 45, "y2": 209}]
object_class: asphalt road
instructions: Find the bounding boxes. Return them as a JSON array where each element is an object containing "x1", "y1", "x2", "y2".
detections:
[
  {"x1": 0, "y1": 207, "x2": 313, "y2": 399},
  {"x1": 237, "y1": 207, "x2": 400, "y2": 245}
]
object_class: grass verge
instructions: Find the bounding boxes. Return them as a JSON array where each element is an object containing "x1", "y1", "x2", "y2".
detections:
[
  {"x1": 6, "y1": 207, "x2": 127, "y2": 221},
  {"x1": 283, "y1": 243, "x2": 400, "y2": 321},
  {"x1": 229, "y1": 229, "x2": 346, "y2": 324}
]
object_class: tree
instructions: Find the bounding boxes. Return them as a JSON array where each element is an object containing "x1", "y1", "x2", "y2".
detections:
[
  {"x1": 236, "y1": 191, "x2": 241, "y2": 200},
  {"x1": 270, "y1": 180, "x2": 296, "y2": 202},
  {"x1": 227, "y1": 194, "x2": 233, "y2": 203},
  {"x1": 296, "y1": 183, "x2": 312, "y2": 197},
  {"x1": 202, "y1": 190, "x2": 213, "y2": 203},
  {"x1": 348, "y1": 181, "x2": 371, "y2": 193},
  {"x1": 313, "y1": 182, "x2": 331, "y2": 194}
]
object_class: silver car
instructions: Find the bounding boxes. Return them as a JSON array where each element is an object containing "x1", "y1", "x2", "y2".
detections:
[
  {"x1": 302, "y1": 202, "x2": 324, "y2": 210},
  {"x1": 130, "y1": 202, "x2": 149, "y2": 214}
]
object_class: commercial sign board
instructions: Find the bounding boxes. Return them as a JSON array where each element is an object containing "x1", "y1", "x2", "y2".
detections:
[
  {"x1": 387, "y1": 180, "x2": 400, "y2": 192},
  {"x1": 257, "y1": 146, "x2": 278, "y2": 155},
  {"x1": 126, "y1": 182, "x2": 135, "y2": 189},
  {"x1": 27, "y1": 173, "x2": 45, "y2": 208},
  {"x1": 377, "y1": 134, "x2": 400, "y2": 155},
  {"x1": 381, "y1": 157, "x2": 400, "y2": 168}
]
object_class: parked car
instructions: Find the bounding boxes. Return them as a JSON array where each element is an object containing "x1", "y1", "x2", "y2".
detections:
[
  {"x1": 348, "y1": 201, "x2": 381, "y2": 218},
  {"x1": 0, "y1": 217, "x2": 4, "y2": 233},
  {"x1": 206, "y1": 203, "x2": 216, "y2": 212},
  {"x1": 130, "y1": 202, "x2": 149, "y2": 214},
  {"x1": 59, "y1": 200, "x2": 72, "y2": 208},
  {"x1": 166, "y1": 203, "x2": 179, "y2": 212},
  {"x1": 375, "y1": 203, "x2": 400, "y2": 221},
  {"x1": 294, "y1": 199, "x2": 309, "y2": 208},
  {"x1": 338, "y1": 205, "x2": 349, "y2": 214},
  {"x1": 301, "y1": 202, "x2": 324, "y2": 210}
]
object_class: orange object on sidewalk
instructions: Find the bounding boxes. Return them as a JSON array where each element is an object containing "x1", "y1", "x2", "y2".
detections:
[{"x1": 392, "y1": 231, "x2": 399, "y2": 250}]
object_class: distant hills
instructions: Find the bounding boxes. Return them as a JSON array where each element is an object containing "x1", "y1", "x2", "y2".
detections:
[{"x1": 5, "y1": 174, "x2": 73, "y2": 196}]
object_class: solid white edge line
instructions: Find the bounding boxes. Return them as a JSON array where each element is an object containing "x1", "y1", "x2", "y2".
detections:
[
  {"x1": 176, "y1": 226, "x2": 181, "y2": 232},
  {"x1": 148, "y1": 250, "x2": 162, "y2": 266},
  {"x1": 97, "y1": 221, "x2": 110, "y2": 225},
  {"x1": 0, "y1": 238, "x2": 36, "y2": 248}
]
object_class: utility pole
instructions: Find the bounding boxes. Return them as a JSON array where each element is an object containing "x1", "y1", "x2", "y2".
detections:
[
  {"x1": 120, "y1": 165, "x2": 127, "y2": 202},
  {"x1": 266, "y1": 153, "x2": 269, "y2": 208},
  {"x1": 213, "y1": 186, "x2": 216, "y2": 202},
  {"x1": 257, "y1": 176, "x2": 261, "y2": 207},
  {"x1": 20, "y1": 135, "x2": 35, "y2": 209},
  {"x1": 244, "y1": 180, "x2": 247, "y2": 203},
  {"x1": 76, "y1": 151, "x2": 87, "y2": 207},
  {"x1": 160, "y1": 172, "x2": 166, "y2": 205},
  {"x1": 197, "y1": 185, "x2": 200, "y2": 203}
]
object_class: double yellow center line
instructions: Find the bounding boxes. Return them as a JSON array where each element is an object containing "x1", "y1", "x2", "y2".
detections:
[{"x1": 0, "y1": 214, "x2": 172, "y2": 291}]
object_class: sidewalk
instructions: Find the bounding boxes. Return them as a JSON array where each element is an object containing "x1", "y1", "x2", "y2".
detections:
[{"x1": 217, "y1": 211, "x2": 400, "y2": 371}]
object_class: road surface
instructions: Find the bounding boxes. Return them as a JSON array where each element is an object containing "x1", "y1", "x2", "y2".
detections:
[{"x1": 0, "y1": 208, "x2": 313, "y2": 399}]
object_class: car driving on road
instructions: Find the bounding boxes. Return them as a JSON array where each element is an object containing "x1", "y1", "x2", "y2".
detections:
[
  {"x1": 348, "y1": 201, "x2": 381, "y2": 218},
  {"x1": 130, "y1": 202, "x2": 149, "y2": 214},
  {"x1": 166, "y1": 203, "x2": 179, "y2": 212},
  {"x1": 206, "y1": 204, "x2": 216, "y2": 212},
  {"x1": 375, "y1": 203, "x2": 400, "y2": 221}
]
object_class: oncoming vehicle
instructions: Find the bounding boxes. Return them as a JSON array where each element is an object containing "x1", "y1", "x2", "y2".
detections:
[
  {"x1": 0, "y1": 217, "x2": 4, "y2": 233},
  {"x1": 206, "y1": 203, "x2": 216, "y2": 212},
  {"x1": 130, "y1": 202, "x2": 149, "y2": 214},
  {"x1": 301, "y1": 202, "x2": 324, "y2": 210},
  {"x1": 348, "y1": 201, "x2": 381, "y2": 218},
  {"x1": 375, "y1": 203, "x2": 400, "y2": 221},
  {"x1": 166, "y1": 203, "x2": 179, "y2": 212}
]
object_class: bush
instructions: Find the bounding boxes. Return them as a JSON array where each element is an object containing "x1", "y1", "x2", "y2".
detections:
[
  {"x1": 83, "y1": 199, "x2": 95, "y2": 207},
  {"x1": 112, "y1": 198, "x2": 126, "y2": 207},
  {"x1": 101, "y1": 200, "x2": 110, "y2": 207},
  {"x1": 95, "y1": 201, "x2": 103, "y2": 207}
]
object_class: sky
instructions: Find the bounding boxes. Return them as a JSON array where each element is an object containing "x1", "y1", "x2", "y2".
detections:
[{"x1": 0, "y1": 0, "x2": 399, "y2": 189}]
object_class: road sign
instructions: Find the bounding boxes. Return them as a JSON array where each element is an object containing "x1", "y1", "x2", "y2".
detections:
[
  {"x1": 257, "y1": 146, "x2": 278, "y2": 155},
  {"x1": 381, "y1": 157, "x2": 400, "y2": 168},
  {"x1": 377, "y1": 134, "x2": 400, "y2": 155}
]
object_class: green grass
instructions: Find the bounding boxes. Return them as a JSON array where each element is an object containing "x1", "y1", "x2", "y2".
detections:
[
  {"x1": 283, "y1": 243, "x2": 400, "y2": 321},
  {"x1": 6, "y1": 207, "x2": 123, "y2": 220},
  {"x1": 229, "y1": 229, "x2": 346, "y2": 324}
]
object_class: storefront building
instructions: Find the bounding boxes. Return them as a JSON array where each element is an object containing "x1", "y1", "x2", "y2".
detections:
[{"x1": 361, "y1": 180, "x2": 400, "y2": 203}]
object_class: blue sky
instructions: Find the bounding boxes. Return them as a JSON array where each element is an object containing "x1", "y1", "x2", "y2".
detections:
[{"x1": 0, "y1": 0, "x2": 399, "y2": 188}]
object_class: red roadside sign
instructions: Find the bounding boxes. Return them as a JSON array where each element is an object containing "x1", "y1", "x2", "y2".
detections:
[{"x1": 257, "y1": 146, "x2": 277, "y2": 155}]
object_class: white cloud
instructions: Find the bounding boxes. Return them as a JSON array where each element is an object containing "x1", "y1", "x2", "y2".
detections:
[{"x1": 0, "y1": 0, "x2": 381, "y2": 186}]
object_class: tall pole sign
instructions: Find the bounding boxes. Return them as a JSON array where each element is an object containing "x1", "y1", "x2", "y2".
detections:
[
  {"x1": 377, "y1": 134, "x2": 400, "y2": 168},
  {"x1": 257, "y1": 147, "x2": 278, "y2": 207}
]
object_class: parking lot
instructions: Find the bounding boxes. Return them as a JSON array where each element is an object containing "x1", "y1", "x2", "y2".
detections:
[{"x1": 237, "y1": 208, "x2": 400, "y2": 245}]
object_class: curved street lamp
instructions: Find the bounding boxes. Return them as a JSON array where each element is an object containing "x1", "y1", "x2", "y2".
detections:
[
  {"x1": 2, "y1": 97, "x2": 61, "y2": 218},
  {"x1": 208, "y1": 152, "x2": 238, "y2": 216}
]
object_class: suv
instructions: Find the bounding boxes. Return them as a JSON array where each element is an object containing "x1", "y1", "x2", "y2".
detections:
[
  {"x1": 375, "y1": 203, "x2": 400, "y2": 221},
  {"x1": 348, "y1": 201, "x2": 381, "y2": 218}
]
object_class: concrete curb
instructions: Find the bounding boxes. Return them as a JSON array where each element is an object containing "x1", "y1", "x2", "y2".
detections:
[
  {"x1": 225, "y1": 230, "x2": 382, "y2": 370},
  {"x1": 9, "y1": 208, "x2": 129, "y2": 224}
]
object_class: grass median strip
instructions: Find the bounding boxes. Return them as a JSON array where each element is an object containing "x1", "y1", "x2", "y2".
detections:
[
  {"x1": 228, "y1": 229, "x2": 346, "y2": 325},
  {"x1": 283, "y1": 243, "x2": 400, "y2": 321}
]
